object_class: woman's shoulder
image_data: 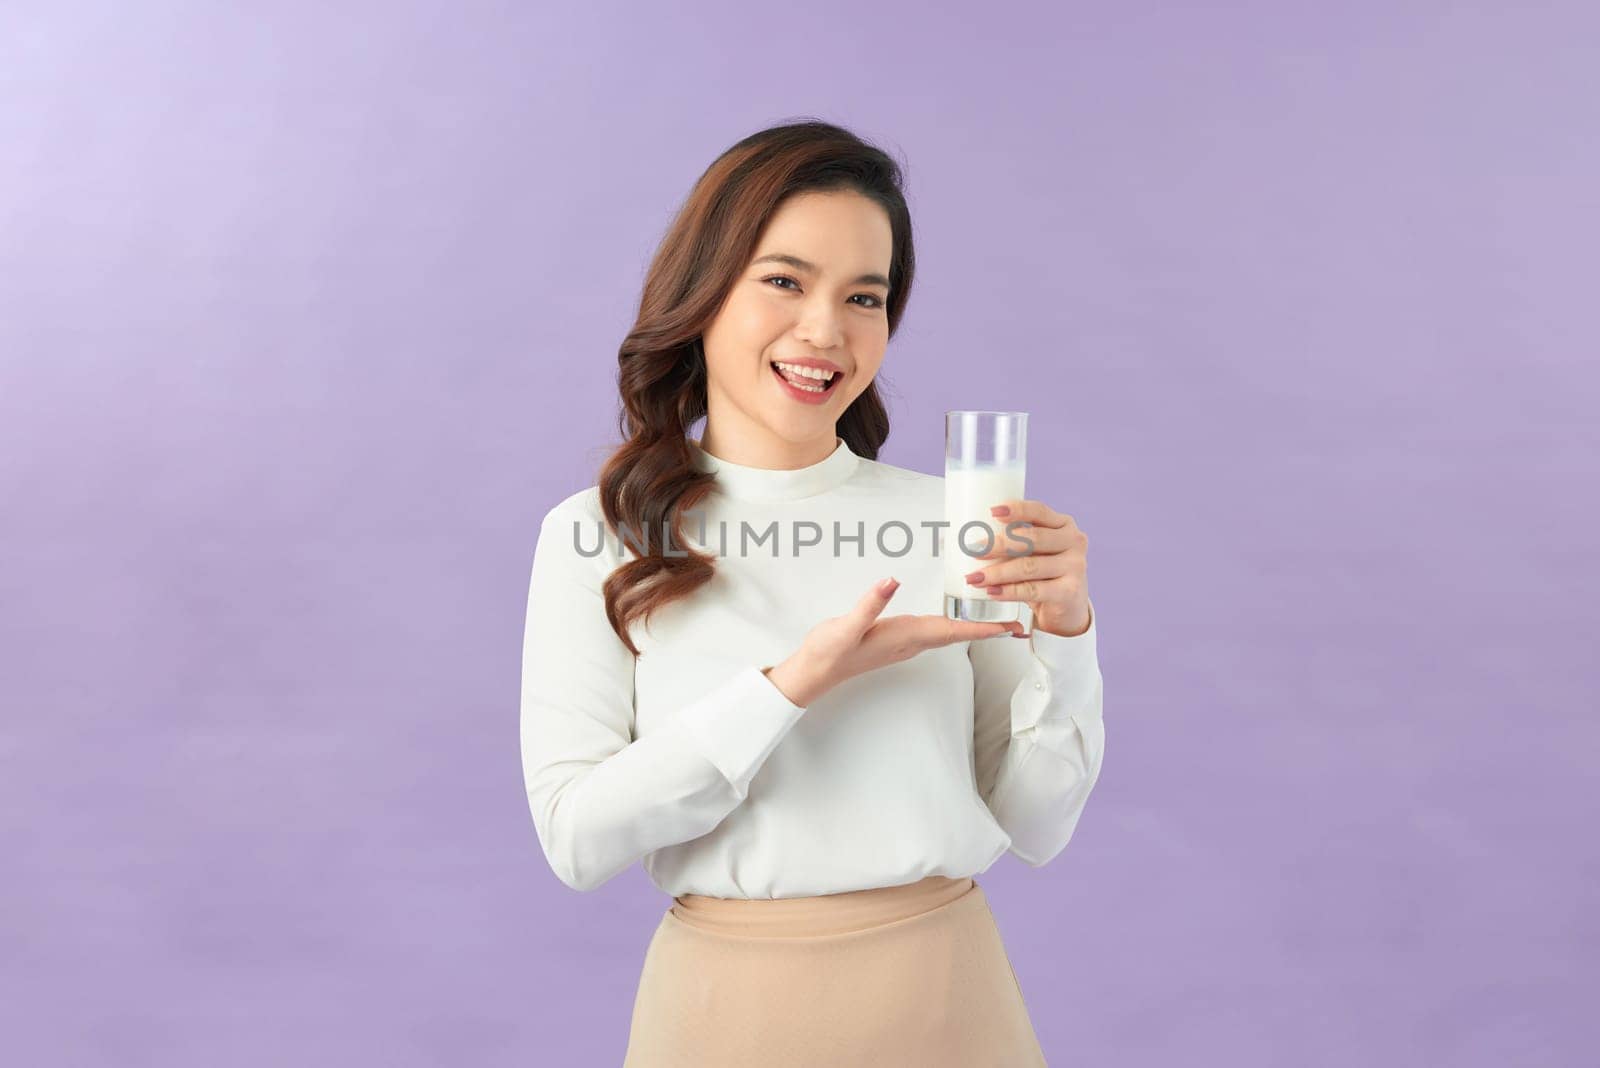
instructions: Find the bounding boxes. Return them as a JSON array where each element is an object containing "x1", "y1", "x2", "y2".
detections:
[
  {"x1": 534, "y1": 486, "x2": 610, "y2": 557},
  {"x1": 541, "y1": 484, "x2": 605, "y2": 525},
  {"x1": 530, "y1": 485, "x2": 625, "y2": 572},
  {"x1": 852, "y1": 455, "x2": 944, "y2": 498}
]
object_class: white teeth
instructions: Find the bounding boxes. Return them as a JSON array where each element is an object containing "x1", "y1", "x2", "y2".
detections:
[
  {"x1": 773, "y1": 361, "x2": 836, "y2": 382},
  {"x1": 773, "y1": 362, "x2": 837, "y2": 395}
]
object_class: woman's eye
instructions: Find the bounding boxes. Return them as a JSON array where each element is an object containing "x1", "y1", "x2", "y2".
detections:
[{"x1": 762, "y1": 275, "x2": 884, "y2": 309}]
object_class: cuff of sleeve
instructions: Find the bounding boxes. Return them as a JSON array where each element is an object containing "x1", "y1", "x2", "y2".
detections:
[
  {"x1": 675, "y1": 666, "x2": 807, "y2": 799},
  {"x1": 1016, "y1": 598, "x2": 1100, "y2": 729},
  {"x1": 1029, "y1": 597, "x2": 1098, "y2": 679}
]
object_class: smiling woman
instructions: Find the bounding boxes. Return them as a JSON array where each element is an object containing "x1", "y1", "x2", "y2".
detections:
[
  {"x1": 594, "y1": 125, "x2": 916, "y2": 653},
  {"x1": 519, "y1": 119, "x2": 1102, "y2": 1067},
  {"x1": 703, "y1": 190, "x2": 894, "y2": 423}
]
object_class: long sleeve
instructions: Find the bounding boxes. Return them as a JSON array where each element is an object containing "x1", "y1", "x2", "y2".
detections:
[
  {"x1": 519, "y1": 498, "x2": 808, "y2": 892},
  {"x1": 969, "y1": 598, "x2": 1105, "y2": 866}
]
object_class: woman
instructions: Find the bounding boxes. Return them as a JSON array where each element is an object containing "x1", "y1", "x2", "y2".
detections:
[{"x1": 520, "y1": 119, "x2": 1104, "y2": 1066}]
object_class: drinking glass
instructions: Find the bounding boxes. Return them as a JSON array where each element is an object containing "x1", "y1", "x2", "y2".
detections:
[{"x1": 943, "y1": 411, "x2": 1028, "y2": 622}]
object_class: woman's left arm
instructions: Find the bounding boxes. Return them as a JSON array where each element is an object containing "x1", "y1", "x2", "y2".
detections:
[{"x1": 965, "y1": 500, "x2": 1106, "y2": 866}]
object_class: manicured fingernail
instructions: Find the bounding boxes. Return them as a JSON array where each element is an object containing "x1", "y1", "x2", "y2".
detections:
[
  {"x1": 879, "y1": 577, "x2": 898, "y2": 592},
  {"x1": 986, "y1": 585, "x2": 1004, "y2": 594},
  {"x1": 990, "y1": 505, "x2": 1010, "y2": 517},
  {"x1": 964, "y1": 570, "x2": 984, "y2": 584}
]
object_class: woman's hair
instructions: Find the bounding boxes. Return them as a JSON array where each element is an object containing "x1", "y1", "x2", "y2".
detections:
[{"x1": 596, "y1": 118, "x2": 916, "y2": 655}]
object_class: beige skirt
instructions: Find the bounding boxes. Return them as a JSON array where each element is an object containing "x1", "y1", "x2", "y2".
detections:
[{"x1": 622, "y1": 875, "x2": 1047, "y2": 1067}]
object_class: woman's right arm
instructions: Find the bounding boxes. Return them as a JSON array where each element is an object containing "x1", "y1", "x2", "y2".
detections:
[{"x1": 519, "y1": 500, "x2": 807, "y2": 892}]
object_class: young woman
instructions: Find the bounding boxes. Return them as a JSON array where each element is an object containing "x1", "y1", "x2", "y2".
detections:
[{"x1": 520, "y1": 120, "x2": 1104, "y2": 1066}]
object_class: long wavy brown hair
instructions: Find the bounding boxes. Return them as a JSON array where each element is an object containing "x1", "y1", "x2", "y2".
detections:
[{"x1": 597, "y1": 118, "x2": 917, "y2": 656}]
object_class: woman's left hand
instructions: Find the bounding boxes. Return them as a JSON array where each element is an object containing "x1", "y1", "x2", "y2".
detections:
[{"x1": 962, "y1": 499, "x2": 1091, "y2": 638}]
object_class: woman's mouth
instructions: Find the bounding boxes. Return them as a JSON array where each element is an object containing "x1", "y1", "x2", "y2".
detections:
[{"x1": 770, "y1": 361, "x2": 842, "y2": 404}]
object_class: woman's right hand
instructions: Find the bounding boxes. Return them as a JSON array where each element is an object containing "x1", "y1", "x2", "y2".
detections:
[{"x1": 762, "y1": 577, "x2": 1024, "y2": 707}]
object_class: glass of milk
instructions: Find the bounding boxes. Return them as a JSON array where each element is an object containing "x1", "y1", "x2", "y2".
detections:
[{"x1": 943, "y1": 410, "x2": 1028, "y2": 622}]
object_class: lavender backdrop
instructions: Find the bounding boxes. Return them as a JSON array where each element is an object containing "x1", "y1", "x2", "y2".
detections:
[{"x1": 3, "y1": 2, "x2": 1594, "y2": 1065}]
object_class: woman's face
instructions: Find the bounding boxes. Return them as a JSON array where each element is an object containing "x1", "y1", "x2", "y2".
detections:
[{"x1": 699, "y1": 189, "x2": 893, "y2": 454}]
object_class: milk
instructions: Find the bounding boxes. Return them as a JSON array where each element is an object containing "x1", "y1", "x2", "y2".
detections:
[{"x1": 943, "y1": 462, "x2": 1026, "y2": 602}]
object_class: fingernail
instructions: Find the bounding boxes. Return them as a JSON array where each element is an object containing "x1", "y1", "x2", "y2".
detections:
[
  {"x1": 879, "y1": 577, "x2": 898, "y2": 593},
  {"x1": 990, "y1": 505, "x2": 1010, "y2": 517},
  {"x1": 986, "y1": 585, "x2": 1003, "y2": 594},
  {"x1": 964, "y1": 570, "x2": 984, "y2": 584}
]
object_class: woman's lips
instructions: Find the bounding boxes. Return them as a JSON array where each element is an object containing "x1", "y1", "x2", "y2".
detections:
[{"x1": 770, "y1": 363, "x2": 840, "y2": 405}]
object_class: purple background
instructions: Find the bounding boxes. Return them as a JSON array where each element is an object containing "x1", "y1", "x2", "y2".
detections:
[{"x1": 3, "y1": 2, "x2": 1594, "y2": 1064}]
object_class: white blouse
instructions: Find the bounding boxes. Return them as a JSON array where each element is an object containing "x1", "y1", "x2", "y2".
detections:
[{"x1": 519, "y1": 436, "x2": 1105, "y2": 899}]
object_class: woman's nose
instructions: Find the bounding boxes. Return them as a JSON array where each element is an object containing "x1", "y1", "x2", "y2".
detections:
[{"x1": 792, "y1": 300, "x2": 845, "y2": 349}]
